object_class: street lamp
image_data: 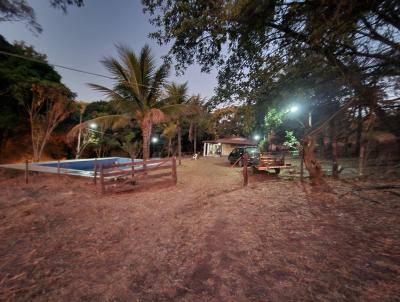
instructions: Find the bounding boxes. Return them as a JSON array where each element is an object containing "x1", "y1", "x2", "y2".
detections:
[
  {"x1": 150, "y1": 137, "x2": 159, "y2": 158},
  {"x1": 253, "y1": 134, "x2": 261, "y2": 141},
  {"x1": 287, "y1": 105, "x2": 312, "y2": 128},
  {"x1": 289, "y1": 105, "x2": 299, "y2": 113}
]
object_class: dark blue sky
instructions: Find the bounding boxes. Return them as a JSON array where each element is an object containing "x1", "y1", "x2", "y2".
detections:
[{"x1": 1, "y1": 0, "x2": 217, "y2": 101}]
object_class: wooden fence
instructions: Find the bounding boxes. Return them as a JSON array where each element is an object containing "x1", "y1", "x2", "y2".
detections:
[{"x1": 95, "y1": 157, "x2": 177, "y2": 194}]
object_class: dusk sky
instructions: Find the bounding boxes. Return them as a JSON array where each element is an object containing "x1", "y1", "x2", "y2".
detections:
[{"x1": 1, "y1": 0, "x2": 218, "y2": 102}]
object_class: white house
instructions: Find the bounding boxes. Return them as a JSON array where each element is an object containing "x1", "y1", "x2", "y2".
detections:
[{"x1": 203, "y1": 137, "x2": 257, "y2": 156}]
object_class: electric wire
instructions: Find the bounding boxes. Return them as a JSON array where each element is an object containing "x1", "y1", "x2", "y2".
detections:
[{"x1": 0, "y1": 50, "x2": 162, "y2": 89}]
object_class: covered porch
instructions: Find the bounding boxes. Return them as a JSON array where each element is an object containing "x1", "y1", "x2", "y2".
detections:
[{"x1": 203, "y1": 137, "x2": 256, "y2": 156}]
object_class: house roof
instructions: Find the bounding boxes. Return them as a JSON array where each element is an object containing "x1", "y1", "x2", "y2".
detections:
[{"x1": 203, "y1": 136, "x2": 257, "y2": 145}]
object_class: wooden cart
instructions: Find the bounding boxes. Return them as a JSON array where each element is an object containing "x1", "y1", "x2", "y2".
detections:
[{"x1": 253, "y1": 154, "x2": 292, "y2": 174}]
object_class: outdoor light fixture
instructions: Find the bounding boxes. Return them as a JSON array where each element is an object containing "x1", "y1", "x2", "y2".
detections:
[
  {"x1": 289, "y1": 105, "x2": 299, "y2": 113},
  {"x1": 253, "y1": 134, "x2": 261, "y2": 140},
  {"x1": 151, "y1": 137, "x2": 159, "y2": 143},
  {"x1": 89, "y1": 123, "x2": 97, "y2": 129}
]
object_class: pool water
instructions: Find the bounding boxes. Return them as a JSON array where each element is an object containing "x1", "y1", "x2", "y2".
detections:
[{"x1": 37, "y1": 157, "x2": 138, "y2": 171}]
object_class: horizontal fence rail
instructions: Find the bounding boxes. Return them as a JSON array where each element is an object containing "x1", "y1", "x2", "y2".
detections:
[{"x1": 97, "y1": 157, "x2": 177, "y2": 194}]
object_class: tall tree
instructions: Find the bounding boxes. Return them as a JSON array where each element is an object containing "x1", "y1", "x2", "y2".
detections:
[
  {"x1": 28, "y1": 82, "x2": 74, "y2": 161},
  {"x1": 161, "y1": 122, "x2": 177, "y2": 157},
  {"x1": 88, "y1": 45, "x2": 169, "y2": 161},
  {"x1": 143, "y1": 0, "x2": 400, "y2": 185},
  {"x1": 187, "y1": 94, "x2": 208, "y2": 154},
  {"x1": 165, "y1": 82, "x2": 188, "y2": 164},
  {"x1": 75, "y1": 100, "x2": 87, "y2": 158},
  {"x1": 71, "y1": 45, "x2": 187, "y2": 161},
  {"x1": 0, "y1": 0, "x2": 84, "y2": 33},
  {"x1": 0, "y1": 35, "x2": 67, "y2": 162}
]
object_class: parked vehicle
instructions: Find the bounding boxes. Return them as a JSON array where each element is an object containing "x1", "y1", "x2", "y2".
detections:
[
  {"x1": 252, "y1": 153, "x2": 292, "y2": 174},
  {"x1": 228, "y1": 146, "x2": 260, "y2": 167}
]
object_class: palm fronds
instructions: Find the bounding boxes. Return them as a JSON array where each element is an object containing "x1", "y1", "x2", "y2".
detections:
[{"x1": 68, "y1": 114, "x2": 131, "y2": 140}]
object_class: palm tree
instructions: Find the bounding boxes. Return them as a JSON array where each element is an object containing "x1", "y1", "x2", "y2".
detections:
[
  {"x1": 71, "y1": 44, "x2": 173, "y2": 161},
  {"x1": 161, "y1": 122, "x2": 177, "y2": 157},
  {"x1": 75, "y1": 101, "x2": 88, "y2": 158},
  {"x1": 165, "y1": 82, "x2": 188, "y2": 164},
  {"x1": 187, "y1": 94, "x2": 208, "y2": 154}
]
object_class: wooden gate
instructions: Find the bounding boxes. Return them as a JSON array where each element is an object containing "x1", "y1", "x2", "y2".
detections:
[{"x1": 95, "y1": 157, "x2": 177, "y2": 194}]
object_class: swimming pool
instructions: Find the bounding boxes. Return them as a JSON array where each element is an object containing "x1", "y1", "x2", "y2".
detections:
[
  {"x1": 37, "y1": 157, "x2": 135, "y2": 171},
  {"x1": 0, "y1": 157, "x2": 145, "y2": 177}
]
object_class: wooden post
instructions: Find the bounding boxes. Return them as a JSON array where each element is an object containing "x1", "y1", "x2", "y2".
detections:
[
  {"x1": 57, "y1": 160, "x2": 61, "y2": 178},
  {"x1": 143, "y1": 159, "x2": 147, "y2": 178},
  {"x1": 93, "y1": 158, "x2": 97, "y2": 185},
  {"x1": 243, "y1": 153, "x2": 248, "y2": 187},
  {"x1": 25, "y1": 160, "x2": 29, "y2": 184},
  {"x1": 131, "y1": 156, "x2": 135, "y2": 183},
  {"x1": 300, "y1": 146, "x2": 304, "y2": 182},
  {"x1": 100, "y1": 164, "x2": 104, "y2": 194},
  {"x1": 172, "y1": 156, "x2": 177, "y2": 185}
]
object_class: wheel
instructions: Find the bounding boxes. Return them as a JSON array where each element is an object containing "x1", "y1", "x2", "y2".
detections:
[{"x1": 274, "y1": 168, "x2": 281, "y2": 174}]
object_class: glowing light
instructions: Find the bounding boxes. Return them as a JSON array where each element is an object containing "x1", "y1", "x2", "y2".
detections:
[
  {"x1": 89, "y1": 123, "x2": 97, "y2": 129},
  {"x1": 151, "y1": 137, "x2": 159, "y2": 143},
  {"x1": 253, "y1": 134, "x2": 261, "y2": 140},
  {"x1": 289, "y1": 105, "x2": 299, "y2": 113}
]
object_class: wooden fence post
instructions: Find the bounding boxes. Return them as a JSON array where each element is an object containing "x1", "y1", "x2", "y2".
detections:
[
  {"x1": 143, "y1": 159, "x2": 147, "y2": 178},
  {"x1": 25, "y1": 160, "x2": 29, "y2": 184},
  {"x1": 243, "y1": 153, "x2": 248, "y2": 187},
  {"x1": 300, "y1": 147, "x2": 304, "y2": 182},
  {"x1": 131, "y1": 157, "x2": 135, "y2": 183},
  {"x1": 93, "y1": 158, "x2": 97, "y2": 185},
  {"x1": 172, "y1": 156, "x2": 177, "y2": 185},
  {"x1": 100, "y1": 164, "x2": 104, "y2": 194}
]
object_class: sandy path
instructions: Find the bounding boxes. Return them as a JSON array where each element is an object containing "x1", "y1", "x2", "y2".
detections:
[{"x1": 0, "y1": 157, "x2": 399, "y2": 301}]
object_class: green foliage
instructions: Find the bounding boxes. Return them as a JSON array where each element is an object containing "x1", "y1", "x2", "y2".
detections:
[
  {"x1": 210, "y1": 105, "x2": 255, "y2": 138},
  {"x1": 0, "y1": 35, "x2": 68, "y2": 160},
  {"x1": 143, "y1": 0, "x2": 398, "y2": 84},
  {"x1": 264, "y1": 108, "x2": 283, "y2": 131},
  {"x1": 89, "y1": 44, "x2": 169, "y2": 115},
  {"x1": 84, "y1": 101, "x2": 117, "y2": 120},
  {"x1": 283, "y1": 131, "x2": 299, "y2": 150},
  {"x1": 0, "y1": 0, "x2": 84, "y2": 33},
  {"x1": 143, "y1": 0, "x2": 399, "y2": 136},
  {"x1": 258, "y1": 139, "x2": 268, "y2": 153},
  {"x1": 85, "y1": 44, "x2": 182, "y2": 160}
]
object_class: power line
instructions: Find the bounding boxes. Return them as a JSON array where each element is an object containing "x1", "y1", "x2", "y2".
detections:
[
  {"x1": 0, "y1": 50, "x2": 114, "y2": 79},
  {"x1": 0, "y1": 50, "x2": 165, "y2": 90}
]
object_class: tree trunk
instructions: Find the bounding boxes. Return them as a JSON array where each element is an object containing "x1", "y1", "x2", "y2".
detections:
[
  {"x1": 30, "y1": 113, "x2": 39, "y2": 162},
  {"x1": 0, "y1": 129, "x2": 9, "y2": 163},
  {"x1": 141, "y1": 121, "x2": 152, "y2": 161},
  {"x1": 37, "y1": 131, "x2": 51, "y2": 162},
  {"x1": 330, "y1": 120, "x2": 339, "y2": 179},
  {"x1": 76, "y1": 111, "x2": 83, "y2": 159},
  {"x1": 303, "y1": 135, "x2": 328, "y2": 188},
  {"x1": 193, "y1": 124, "x2": 197, "y2": 154},
  {"x1": 300, "y1": 144, "x2": 304, "y2": 181},
  {"x1": 356, "y1": 106, "x2": 362, "y2": 156},
  {"x1": 177, "y1": 120, "x2": 182, "y2": 165},
  {"x1": 168, "y1": 137, "x2": 172, "y2": 157},
  {"x1": 359, "y1": 137, "x2": 367, "y2": 177}
]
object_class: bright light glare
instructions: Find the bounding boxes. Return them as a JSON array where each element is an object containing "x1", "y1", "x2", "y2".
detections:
[
  {"x1": 290, "y1": 105, "x2": 299, "y2": 113},
  {"x1": 89, "y1": 123, "x2": 97, "y2": 129},
  {"x1": 253, "y1": 134, "x2": 261, "y2": 140},
  {"x1": 151, "y1": 137, "x2": 159, "y2": 143}
]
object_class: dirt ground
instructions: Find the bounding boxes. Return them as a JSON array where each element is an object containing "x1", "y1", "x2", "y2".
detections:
[{"x1": 0, "y1": 157, "x2": 399, "y2": 301}]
